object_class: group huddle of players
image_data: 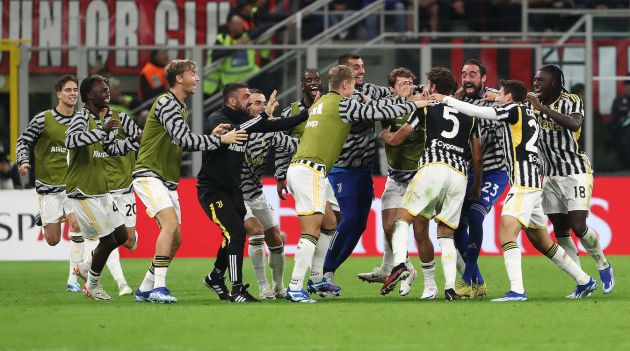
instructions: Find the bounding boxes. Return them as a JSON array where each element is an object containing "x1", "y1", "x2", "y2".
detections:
[{"x1": 16, "y1": 53, "x2": 615, "y2": 303}]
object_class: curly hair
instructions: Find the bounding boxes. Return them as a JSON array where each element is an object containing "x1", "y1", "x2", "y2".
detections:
[
  {"x1": 426, "y1": 67, "x2": 457, "y2": 95},
  {"x1": 79, "y1": 75, "x2": 108, "y2": 103}
]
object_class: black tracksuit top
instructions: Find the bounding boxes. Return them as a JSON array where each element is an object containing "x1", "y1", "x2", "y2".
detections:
[{"x1": 196, "y1": 105, "x2": 308, "y2": 192}]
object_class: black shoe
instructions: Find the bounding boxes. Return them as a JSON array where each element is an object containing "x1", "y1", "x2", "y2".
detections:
[
  {"x1": 445, "y1": 288, "x2": 460, "y2": 301},
  {"x1": 35, "y1": 213, "x2": 42, "y2": 226},
  {"x1": 380, "y1": 262, "x2": 410, "y2": 296},
  {"x1": 229, "y1": 284, "x2": 260, "y2": 303},
  {"x1": 203, "y1": 275, "x2": 229, "y2": 301}
]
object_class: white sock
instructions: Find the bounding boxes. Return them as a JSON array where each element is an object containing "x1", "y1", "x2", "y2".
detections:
[
  {"x1": 87, "y1": 269, "x2": 101, "y2": 289},
  {"x1": 421, "y1": 259, "x2": 436, "y2": 287},
  {"x1": 106, "y1": 248, "x2": 128, "y2": 288},
  {"x1": 152, "y1": 256, "x2": 170, "y2": 289},
  {"x1": 248, "y1": 235, "x2": 268, "y2": 287},
  {"x1": 391, "y1": 220, "x2": 410, "y2": 265},
  {"x1": 68, "y1": 234, "x2": 84, "y2": 284},
  {"x1": 578, "y1": 227, "x2": 609, "y2": 270},
  {"x1": 310, "y1": 230, "x2": 333, "y2": 283},
  {"x1": 139, "y1": 268, "x2": 155, "y2": 292},
  {"x1": 556, "y1": 232, "x2": 580, "y2": 268},
  {"x1": 289, "y1": 234, "x2": 317, "y2": 291},
  {"x1": 381, "y1": 238, "x2": 394, "y2": 272},
  {"x1": 546, "y1": 244, "x2": 590, "y2": 285},
  {"x1": 268, "y1": 244, "x2": 285, "y2": 288},
  {"x1": 154, "y1": 267, "x2": 168, "y2": 289},
  {"x1": 503, "y1": 243, "x2": 524, "y2": 294},
  {"x1": 438, "y1": 237, "x2": 457, "y2": 290},
  {"x1": 456, "y1": 251, "x2": 466, "y2": 276}
]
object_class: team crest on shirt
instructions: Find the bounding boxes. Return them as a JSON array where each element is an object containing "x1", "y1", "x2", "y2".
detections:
[{"x1": 337, "y1": 182, "x2": 342, "y2": 194}]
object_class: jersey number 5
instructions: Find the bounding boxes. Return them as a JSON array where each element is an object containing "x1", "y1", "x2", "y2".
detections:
[{"x1": 441, "y1": 106, "x2": 460, "y2": 139}]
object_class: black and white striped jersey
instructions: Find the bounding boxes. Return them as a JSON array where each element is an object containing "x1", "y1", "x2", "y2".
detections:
[
  {"x1": 66, "y1": 108, "x2": 136, "y2": 156},
  {"x1": 241, "y1": 131, "x2": 298, "y2": 201},
  {"x1": 493, "y1": 103, "x2": 543, "y2": 189},
  {"x1": 274, "y1": 99, "x2": 310, "y2": 181},
  {"x1": 334, "y1": 83, "x2": 391, "y2": 169},
  {"x1": 463, "y1": 87, "x2": 505, "y2": 172},
  {"x1": 407, "y1": 102, "x2": 479, "y2": 175},
  {"x1": 529, "y1": 92, "x2": 591, "y2": 176},
  {"x1": 16, "y1": 109, "x2": 74, "y2": 194}
]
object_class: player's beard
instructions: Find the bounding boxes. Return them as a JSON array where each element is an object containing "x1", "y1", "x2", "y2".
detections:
[{"x1": 464, "y1": 83, "x2": 483, "y2": 99}]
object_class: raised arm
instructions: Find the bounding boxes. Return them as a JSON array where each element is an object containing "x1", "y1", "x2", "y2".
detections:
[
  {"x1": 155, "y1": 97, "x2": 221, "y2": 151},
  {"x1": 340, "y1": 98, "x2": 416, "y2": 123},
  {"x1": 16, "y1": 113, "x2": 44, "y2": 168},
  {"x1": 442, "y1": 96, "x2": 501, "y2": 120},
  {"x1": 240, "y1": 109, "x2": 308, "y2": 133}
]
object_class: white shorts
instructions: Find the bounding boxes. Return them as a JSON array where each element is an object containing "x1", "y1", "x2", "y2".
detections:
[
  {"x1": 401, "y1": 164, "x2": 467, "y2": 229},
  {"x1": 112, "y1": 192, "x2": 137, "y2": 228},
  {"x1": 66, "y1": 194, "x2": 124, "y2": 239},
  {"x1": 502, "y1": 186, "x2": 547, "y2": 229},
  {"x1": 132, "y1": 177, "x2": 182, "y2": 224},
  {"x1": 244, "y1": 193, "x2": 279, "y2": 230},
  {"x1": 381, "y1": 177, "x2": 410, "y2": 211},
  {"x1": 38, "y1": 191, "x2": 74, "y2": 226},
  {"x1": 542, "y1": 173, "x2": 593, "y2": 214},
  {"x1": 287, "y1": 162, "x2": 339, "y2": 216}
]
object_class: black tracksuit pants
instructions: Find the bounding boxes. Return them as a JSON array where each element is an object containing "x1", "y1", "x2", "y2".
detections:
[{"x1": 198, "y1": 187, "x2": 247, "y2": 287}]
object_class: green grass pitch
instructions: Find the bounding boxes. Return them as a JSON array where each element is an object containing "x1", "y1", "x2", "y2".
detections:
[{"x1": 1, "y1": 256, "x2": 629, "y2": 351}]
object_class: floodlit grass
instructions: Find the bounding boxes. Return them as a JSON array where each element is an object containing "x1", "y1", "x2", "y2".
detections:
[{"x1": 1, "y1": 256, "x2": 629, "y2": 350}]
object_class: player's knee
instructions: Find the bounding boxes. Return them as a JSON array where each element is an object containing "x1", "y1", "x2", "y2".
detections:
[
  {"x1": 44, "y1": 235, "x2": 61, "y2": 246},
  {"x1": 383, "y1": 221, "x2": 394, "y2": 237},
  {"x1": 248, "y1": 234, "x2": 265, "y2": 246},
  {"x1": 43, "y1": 228, "x2": 61, "y2": 246},
  {"x1": 264, "y1": 228, "x2": 283, "y2": 247},
  {"x1": 569, "y1": 220, "x2": 587, "y2": 237}
]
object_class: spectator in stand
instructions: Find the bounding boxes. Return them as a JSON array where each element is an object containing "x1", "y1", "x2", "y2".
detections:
[
  {"x1": 301, "y1": 0, "x2": 324, "y2": 40},
  {"x1": 364, "y1": 0, "x2": 410, "y2": 38},
  {"x1": 611, "y1": 77, "x2": 630, "y2": 168},
  {"x1": 417, "y1": 0, "x2": 469, "y2": 33},
  {"x1": 138, "y1": 49, "x2": 170, "y2": 103},
  {"x1": 204, "y1": 13, "x2": 275, "y2": 96},
  {"x1": 0, "y1": 144, "x2": 20, "y2": 189}
]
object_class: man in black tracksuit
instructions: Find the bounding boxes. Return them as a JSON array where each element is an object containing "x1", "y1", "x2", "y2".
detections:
[{"x1": 198, "y1": 82, "x2": 307, "y2": 302}]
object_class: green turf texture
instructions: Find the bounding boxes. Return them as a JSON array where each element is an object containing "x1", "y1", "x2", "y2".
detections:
[{"x1": 1, "y1": 256, "x2": 628, "y2": 351}]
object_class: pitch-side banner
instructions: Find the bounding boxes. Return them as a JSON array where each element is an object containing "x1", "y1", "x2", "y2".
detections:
[
  {"x1": 0, "y1": 0, "x2": 231, "y2": 74},
  {"x1": 0, "y1": 176, "x2": 628, "y2": 261}
]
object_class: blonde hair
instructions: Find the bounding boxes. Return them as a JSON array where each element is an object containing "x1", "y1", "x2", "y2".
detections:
[
  {"x1": 328, "y1": 65, "x2": 355, "y2": 90},
  {"x1": 165, "y1": 59, "x2": 196, "y2": 86}
]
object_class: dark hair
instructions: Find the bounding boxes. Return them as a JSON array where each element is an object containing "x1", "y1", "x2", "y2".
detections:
[
  {"x1": 387, "y1": 67, "x2": 416, "y2": 87},
  {"x1": 463, "y1": 59, "x2": 486, "y2": 77},
  {"x1": 302, "y1": 68, "x2": 320, "y2": 80},
  {"x1": 164, "y1": 59, "x2": 196, "y2": 87},
  {"x1": 223, "y1": 82, "x2": 249, "y2": 104},
  {"x1": 538, "y1": 64, "x2": 567, "y2": 96},
  {"x1": 338, "y1": 53, "x2": 362, "y2": 65},
  {"x1": 55, "y1": 75, "x2": 79, "y2": 93},
  {"x1": 426, "y1": 67, "x2": 457, "y2": 95},
  {"x1": 499, "y1": 80, "x2": 528, "y2": 103},
  {"x1": 249, "y1": 88, "x2": 263, "y2": 95},
  {"x1": 80, "y1": 75, "x2": 109, "y2": 103}
]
